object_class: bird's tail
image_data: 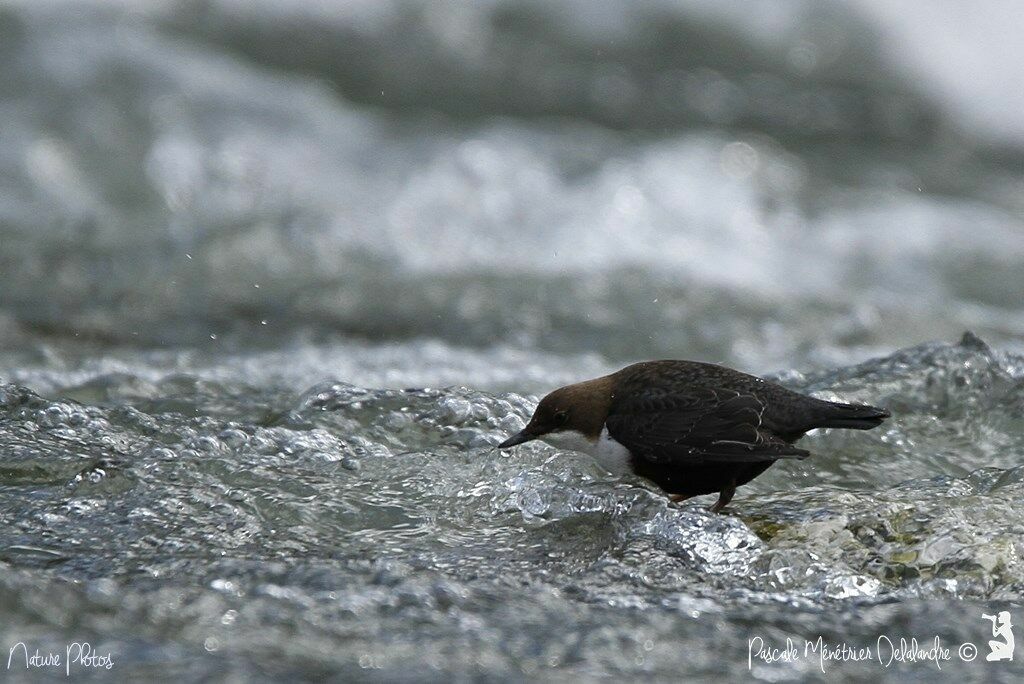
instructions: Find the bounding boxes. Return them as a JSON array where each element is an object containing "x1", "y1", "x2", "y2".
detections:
[{"x1": 815, "y1": 402, "x2": 890, "y2": 430}]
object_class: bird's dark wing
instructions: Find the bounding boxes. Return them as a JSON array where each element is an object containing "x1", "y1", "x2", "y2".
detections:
[{"x1": 606, "y1": 387, "x2": 810, "y2": 464}]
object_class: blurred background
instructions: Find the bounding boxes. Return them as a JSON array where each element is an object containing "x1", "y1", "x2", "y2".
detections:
[
  {"x1": 2, "y1": 0, "x2": 1022, "y2": 386},
  {"x1": 3, "y1": 3, "x2": 1024, "y2": 681}
]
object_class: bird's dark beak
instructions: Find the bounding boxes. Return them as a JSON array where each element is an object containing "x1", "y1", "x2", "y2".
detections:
[{"x1": 498, "y1": 429, "x2": 535, "y2": 449}]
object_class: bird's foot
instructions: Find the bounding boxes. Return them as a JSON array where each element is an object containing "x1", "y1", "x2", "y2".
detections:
[
  {"x1": 710, "y1": 484, "x2": 736, "y2": 514},
  {"x1": 669, "y1": 494, "x2": 693, "y2": 504}
]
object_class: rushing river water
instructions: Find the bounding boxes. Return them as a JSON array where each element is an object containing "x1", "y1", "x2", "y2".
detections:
[{"x1": 2, "y1": 1, "x2": 1024, "y2": 681}]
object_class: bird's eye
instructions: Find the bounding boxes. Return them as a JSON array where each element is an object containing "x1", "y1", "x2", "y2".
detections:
[{"x1": 554, "y1": 411, "x2": 569, "y2": 426}]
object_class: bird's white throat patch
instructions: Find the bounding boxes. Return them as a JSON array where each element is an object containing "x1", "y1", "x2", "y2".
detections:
[{"x1": 539, "y1": 426, "x2": 631, "y2": 475}]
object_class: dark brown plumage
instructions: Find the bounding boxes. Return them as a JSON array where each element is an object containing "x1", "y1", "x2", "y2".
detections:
[{"x1": 499, "y1": 360, "x2": 890, "y2": 512}]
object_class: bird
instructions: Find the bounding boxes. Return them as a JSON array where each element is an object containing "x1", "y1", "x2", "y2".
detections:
[{"x1": 498, "y1": 360, "x2": 889, "y2": 512}]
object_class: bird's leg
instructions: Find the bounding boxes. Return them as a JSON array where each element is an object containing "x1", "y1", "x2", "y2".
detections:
[
  {"x1": 669, "y1": 494, "x2": 693, "y2": 504},
  {"x1": 710, "y1": 483, "x2": 736, "y2": 513}
]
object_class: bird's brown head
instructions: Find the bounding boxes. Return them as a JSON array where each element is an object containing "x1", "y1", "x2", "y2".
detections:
[{"x1": 498, "y1": 377, "x2": 613, "y2": 449}]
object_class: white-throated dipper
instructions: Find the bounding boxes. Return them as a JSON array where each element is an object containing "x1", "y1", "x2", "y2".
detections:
[{"x1": 498, "y1": 360, "x2": 890, "y2": 512}]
